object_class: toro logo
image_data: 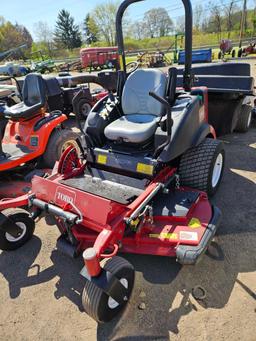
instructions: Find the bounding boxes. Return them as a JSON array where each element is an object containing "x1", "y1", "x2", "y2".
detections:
[{"x1": 54, "y1": 187, "x2": 76, "y2": 205}]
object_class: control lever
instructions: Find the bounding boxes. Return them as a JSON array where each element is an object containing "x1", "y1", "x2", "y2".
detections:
[{"x1": 149, "y1": 91, "x2": 173, "y2": 135}]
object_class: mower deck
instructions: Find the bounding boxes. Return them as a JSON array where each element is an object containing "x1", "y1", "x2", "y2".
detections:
[{"x1": 28, "y1": 164, "x2": 220, "y2": 264}]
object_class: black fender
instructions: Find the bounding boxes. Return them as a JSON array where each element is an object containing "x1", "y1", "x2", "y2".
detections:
[
  {"x1": 191, "y1": 122, "x2": 214, "y2": 147},
  {"x1": 159, "y1": 96, "x2": 213, "y2": 163}
]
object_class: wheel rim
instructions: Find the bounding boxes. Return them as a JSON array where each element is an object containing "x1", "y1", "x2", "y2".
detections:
[
  {"x1": 212, "y1": 153, "x2": 223, "y2": 188},
  {"x1": 61, "y1": 140, "x2": 79, "y2": 154},
  {"x1": 107, "y1": 278, "x2": 128, "y2": 309},
  {"x1": 247, "y1": 111, "x2": 252, "y2": 128},
  {"x1": 81, "y1": 103, "x2": 92, "y2": 117},
  {"x1": 5, "y1": 222, "x2": 26, "y2": 242}
]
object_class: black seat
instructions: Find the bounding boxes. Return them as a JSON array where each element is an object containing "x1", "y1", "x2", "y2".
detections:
[{"x1": 4, "y1": 73, "x2": 47, "y2": 120}]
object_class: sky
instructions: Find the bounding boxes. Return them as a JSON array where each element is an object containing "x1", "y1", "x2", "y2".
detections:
[{"x1": 0, "y1": 0, "x2": 255, "y2": 40}]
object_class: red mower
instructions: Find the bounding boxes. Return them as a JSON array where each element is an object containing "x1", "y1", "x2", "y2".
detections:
[
  {"x1": 0, "y1": 0, "x2": 225, "y2": 322},
  {"x1": 0, "y1": 73, "x2": 79, "y2": 198}
]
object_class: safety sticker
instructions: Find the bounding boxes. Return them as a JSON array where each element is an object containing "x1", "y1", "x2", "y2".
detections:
[
  {"x1": 188, "y1": 217, "x2": 201, "y2": 228},
  {"x1": 97, "y1": 154, "x2": 107, "y2": 165},
  {"x1": 137, "y1": 163, "x2": 154, "y2": 175},
  {"x1": 149, "y1": 233, "x2": 178, "y2": 240},
  {"x1": 119, "y1": 55, "x2": 124, "y2": 71},
  {"x1": 179, "y1": 231, "x2": 198, "y2": 241}
]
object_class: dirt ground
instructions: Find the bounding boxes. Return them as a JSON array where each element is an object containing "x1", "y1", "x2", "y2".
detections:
[{"x1": 0, "y1": 61, "x2": 256, "y2": 341}]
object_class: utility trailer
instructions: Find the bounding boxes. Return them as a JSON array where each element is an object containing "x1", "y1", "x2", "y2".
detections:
[{"x1": 177, "y1": 63, "x2": 255, "y2": 135}]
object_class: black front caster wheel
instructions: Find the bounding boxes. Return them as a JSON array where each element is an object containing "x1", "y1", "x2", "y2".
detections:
[
  {"x1": 0, "y1": 208, "x2": 35, "y2": 251},
  {"x1": 82, "y1": 256, "x2": 135, "y2": 322}
]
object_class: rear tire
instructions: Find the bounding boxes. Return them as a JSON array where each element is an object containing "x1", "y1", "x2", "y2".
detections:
[
  {"x1": 0, "y1": 208, "x2": 35, "y2": 251},
  {"x1": 76, "y1": 99, "x2": 92, "y2": 120},
  {"x1": 82, "y1": 256, "x2": 134, "y2": 322},
  {"x1": 231, "y1": 49, "x2": 236, "y2": 58},
  {"x1": 235, "y1": 104, "x2": 252, "y2": 133},
  {"x1": 178, "y1": 138, "x2": 225, "y2": 197},
  {"x1": 238, "y1": 48, "x2": 242, "y2": 57},
  {"x1": 42, "y1": 129, "x2": 80, "y2": 168}
]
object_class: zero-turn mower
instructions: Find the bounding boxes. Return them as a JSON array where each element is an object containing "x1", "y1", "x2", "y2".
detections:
[{"x1": 0, "y1": 0, "x2": 225, "y2": 322}]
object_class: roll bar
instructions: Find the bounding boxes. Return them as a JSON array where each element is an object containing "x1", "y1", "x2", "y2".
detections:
[{"x1": 116, "y1": 0, "x2": 193, "y2": 90}]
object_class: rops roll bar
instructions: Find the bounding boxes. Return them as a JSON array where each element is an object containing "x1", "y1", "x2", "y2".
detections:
[{"x1": 116, "y1": 0, "x2": 193, "y2": 90}]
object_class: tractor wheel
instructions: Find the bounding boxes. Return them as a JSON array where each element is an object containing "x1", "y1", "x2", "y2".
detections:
[
  {"x1": 82, "y1": 256, "x2": 135, "y2": 322},
  {"x1": 235, "y1": 104, "x2": 252, "y2": 133},
  {"x1": 42, "y1": 129, "x2": 80, "y2": 168},
  {"x1": 238, "y1": 48, "x2": 242, "y2": 58},
  {"x1": 76, "y1": 98, "x2": 92, "y2": 120},
  {"x1": 0, "y1": 208, "x2": 35, "y2": 251},
  {"x1": 231, "y1": 49, "x2": 236, "y2": 58},
  {"x1": 218, "y1": 51, "x2": 222, "y2": 59},
  {"x1": 178, "y1": 138, "x2": 225, "y2": 197}
]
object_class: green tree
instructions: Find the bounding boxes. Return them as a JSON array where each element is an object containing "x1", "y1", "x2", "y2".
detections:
[
  {"x1": 84, "y1": 14, "x2": 99, "y2": 44},
  {"x1": 143, "y1": 8, "x2": 173, "y2": 38},
  {"x1": 92, "y1": 1, "x2": 120, "y2": 46},
  {"x1": 54, "y1": 9, "x2": 82, "y2": 49},
  {"x1": 33, "y1": 21, "x2": 54, "y2": 56},
  {"x1": 16, "y1": 24, "x2": 33, "y2": 49},
  {"x1": 0, "y1": 20, "x2": 32, "y2": 58}
]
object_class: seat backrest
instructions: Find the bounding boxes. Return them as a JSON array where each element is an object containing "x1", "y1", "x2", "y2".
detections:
[
  {"x1": 122, "y1": 69, "x2": 167, "y2": 117},
  {"x1": 22, "y1": 73, "x2": 47, "y2": 107}
]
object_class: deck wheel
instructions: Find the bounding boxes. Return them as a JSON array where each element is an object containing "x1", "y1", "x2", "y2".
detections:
[
  {"x1": 0, "y1": 208, "x2": 35, "y2": 251},
  {"x1": 82, "y1": 256, "x2": 134, "y2": 322}
]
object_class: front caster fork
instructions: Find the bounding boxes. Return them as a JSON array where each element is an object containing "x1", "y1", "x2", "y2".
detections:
[{"x1": 81, "y1": 247, "x2": 129, "y2": 306}]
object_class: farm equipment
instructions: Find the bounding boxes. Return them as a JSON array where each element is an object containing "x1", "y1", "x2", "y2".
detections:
[
  {"x1": 44, "y1": 75, "x2": 108, "y2": 120},
  {"x1": 218, "y1": 39, "x2": 236, "y2": 59},
  {"x1": 0, "y1": 0, "x2": 226, "y2": 323},
  {"x1": 178, "y1": 48, "x2": 212, "y2": 64},
  {"x1": 0, "y1": 44, "x2": 27, "y2": 62},
  {"x1": 58, "y1": 59, "x2": 83, "y2": 73},
  {"x1": 238, "y1": 41, "x2": 256, "y2": 57},
  {"x1": 0, "y1": 73, "x2": 79, "y2": 198},
  {"x1": 16, "y1": 74, "x2": 109, "y2": 120},
  {"x1": 136, "y1": 50, "x2": 170, "y2": 68},
  {"x1": 167, "y1": 33, "x2": 185, "y2": 63},
  {"x1": 31, "y1": 51, "x2": 56, "y2": 74},
  {"x1": 80, "y1": 47, "x2": 119, "y2": 71}
]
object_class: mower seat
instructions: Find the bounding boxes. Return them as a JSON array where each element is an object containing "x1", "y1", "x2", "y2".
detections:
[
  {"x1": 104, "y1": 69, "x2": 167, "y2": 144},
  {"x1": 4, "y1": 73, "x2": 46, "y2": 120}
]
